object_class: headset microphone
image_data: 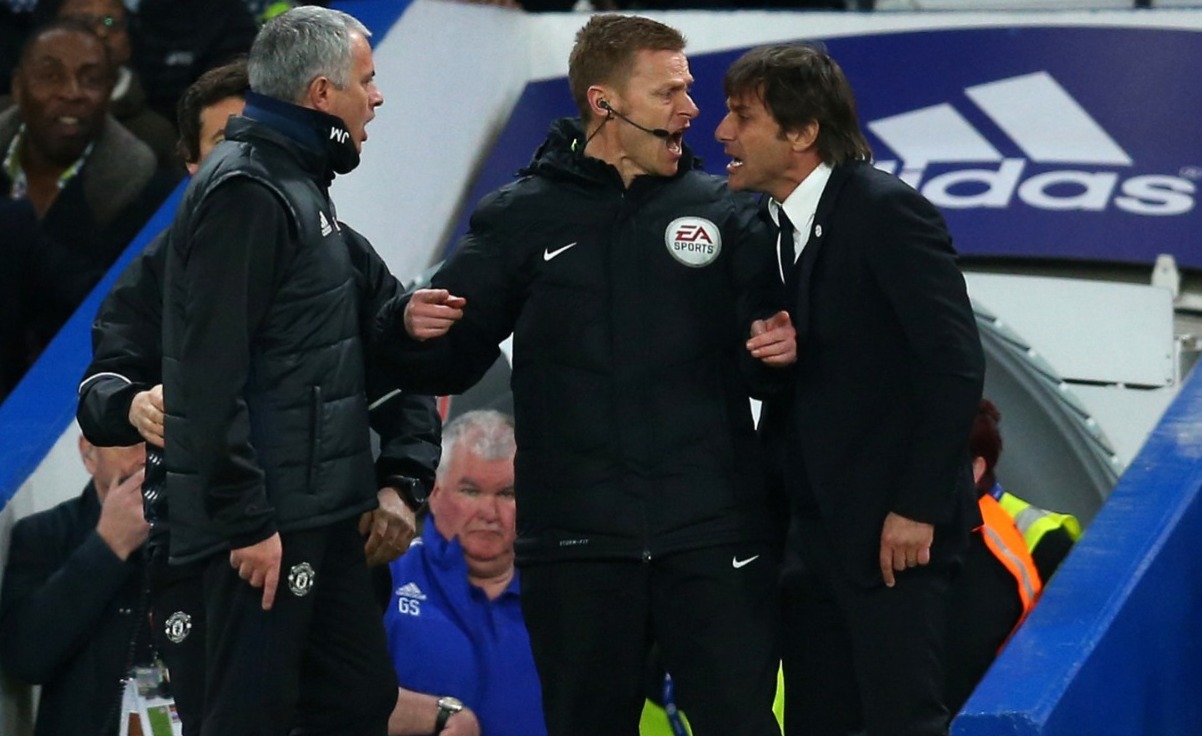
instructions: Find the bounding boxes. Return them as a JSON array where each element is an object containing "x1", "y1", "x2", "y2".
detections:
[{"x1": 599, "y1": 100, "x2": 670, "y2": 139}]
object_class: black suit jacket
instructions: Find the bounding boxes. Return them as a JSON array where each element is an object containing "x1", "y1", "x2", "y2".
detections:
[{"x1": 761, "y1": 161, "x2": 985, "y2": 587}]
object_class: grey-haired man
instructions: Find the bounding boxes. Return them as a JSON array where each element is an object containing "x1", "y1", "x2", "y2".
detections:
[{"x1": 159, "y1": 8, "x2": 396, "y2": 734}]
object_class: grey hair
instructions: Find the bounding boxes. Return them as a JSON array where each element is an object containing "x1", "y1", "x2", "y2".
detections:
[
  {"x1": 248, "y1": 6, "x2": 370, "y2": 104},
  {"x1": 436, "y1": 410, "x2": 516, "y2": 483}
]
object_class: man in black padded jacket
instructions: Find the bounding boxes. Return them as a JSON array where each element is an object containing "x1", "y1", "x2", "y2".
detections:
[
  {"x1": 77, "y1": 58, "x2": 438, "y2": 734},
  {"x1": 159, "y1": 9, "x2": 401, "y2": 735}
]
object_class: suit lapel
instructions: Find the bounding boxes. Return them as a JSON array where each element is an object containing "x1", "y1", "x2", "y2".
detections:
[{"x1": 791, "y1": 163, "x2": 854, "y2": 342}]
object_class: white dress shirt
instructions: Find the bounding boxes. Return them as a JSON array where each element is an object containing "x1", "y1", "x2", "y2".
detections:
[{"x1": 768, "y1": 162, "x2": 833, "y2": 280}]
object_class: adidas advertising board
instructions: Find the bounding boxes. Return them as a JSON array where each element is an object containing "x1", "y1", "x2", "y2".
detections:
[
  {"x1": 838, "y1": 27, "x2": 1200, "y2": 267},
  {"x1": 459, "y1": 26, "x2": 1202, "y2": 268}
]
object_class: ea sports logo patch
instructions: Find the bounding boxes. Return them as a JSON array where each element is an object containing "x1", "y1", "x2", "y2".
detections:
[
  {"x1": 164, "y1": 611, "x2": 192, "y2": 644},
  {"x1": 288, "y1": 562, "x2": 316, "y2": 597},
  {"x1": 665, "y1": 217, "x2": 721, "y2": 268}
]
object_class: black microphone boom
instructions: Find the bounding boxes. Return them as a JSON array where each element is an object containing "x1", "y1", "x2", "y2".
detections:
[{"x1": 600, "y1": 101, "x2": 670, "y2": 139}]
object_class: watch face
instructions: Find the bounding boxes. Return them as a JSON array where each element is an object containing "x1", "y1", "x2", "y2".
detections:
[
  {"x1": 393, "y1": 476, "x2": 428, "y2": 509},
  {"x1": 438, "y1": 696, "x2": 464, "y2": 712}
]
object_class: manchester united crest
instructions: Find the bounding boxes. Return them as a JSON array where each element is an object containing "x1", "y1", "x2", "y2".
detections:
[
  {"x1": 288, "y1": 562, "x2": 316, "y2": 597},
  {"x1": 164, "y1": 611, "x2": 192, "y2": 644}
]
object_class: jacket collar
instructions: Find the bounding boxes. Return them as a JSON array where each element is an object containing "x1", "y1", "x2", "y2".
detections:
[
  {"x1": 421, "y1": 515, "x2": 522, "y2": 600},
  {"x1": 811, "y1": 160, "x2": 860, "y2": 232},
  {"x1": 233, "y1": 91, "x2": 359, "y2": 180},
  {"x1": 83, "y1": 480, "x2": 102, "y2": 519},
  {"x1": 781, "y1": 161, "x2": 864, "y2": 341},
  {"x1": 797, "y1": 159, "x2": 861, "y2": 267},
  {"x1": 0, "y1": 106, "x2": 156, "y2": 228}
]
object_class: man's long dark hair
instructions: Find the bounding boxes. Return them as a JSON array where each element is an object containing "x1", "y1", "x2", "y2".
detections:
[{"x1": 724, "y1": 43, "x2": 871, "y2": 166}]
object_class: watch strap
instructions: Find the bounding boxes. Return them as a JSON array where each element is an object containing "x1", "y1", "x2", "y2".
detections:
[
  {"x1": 434, "y1": 697, "x2": 462, "y2": 734},
  {"x1": 386, "y1": 475, "x2": 428, "y2": 512}
]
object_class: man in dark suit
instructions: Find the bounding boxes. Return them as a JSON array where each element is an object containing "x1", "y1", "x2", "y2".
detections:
[{"x1": 719, "y1": 44, "x2": 986, "y2": 736}]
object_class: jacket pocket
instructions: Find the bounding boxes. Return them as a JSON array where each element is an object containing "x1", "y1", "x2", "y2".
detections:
[{"x1": 307, "y1": 385, "x2": 323, "y2": 493}]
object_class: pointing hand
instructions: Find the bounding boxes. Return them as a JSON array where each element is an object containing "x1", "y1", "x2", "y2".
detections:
[
  {"x1": 403, "y1": 289, "x2": 467, "y2": 341},
  {"x1": 746, "y1": 310, "x2": 796, "y2": 367}
]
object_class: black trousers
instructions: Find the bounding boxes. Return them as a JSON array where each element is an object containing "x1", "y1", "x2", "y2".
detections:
[
  {"x1": 942, "y1": 532, "x2": 1023, "y2": 715},
  {"x1": 199, "y1": 517, "x2": 397, "y2": 736},
  {"x1": 148, "y1": 548, "x2": 206, "y2": 736},
  {"x1": 781, "y1": 515, "x2": 954, "y2": 736},
  {"x1": 520, "y1": 543, "x2": 780, "y2": 736}
]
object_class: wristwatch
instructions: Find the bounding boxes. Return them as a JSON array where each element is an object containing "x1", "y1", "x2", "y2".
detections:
[
  {"x1": 434, "y1": 696, "x2": 464, "y2": 734},
  {"x1": 387, "y1": 475, "x2": 429, "y2": 512}
]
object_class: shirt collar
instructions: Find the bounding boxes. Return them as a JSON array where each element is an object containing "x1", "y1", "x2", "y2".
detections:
[
  {"x1": 422, "y1": 513, "x2": 521, "y2": 600},
  {"x1": 769, "y1": 161, "x2": 833, "y2": 233},
  {"x1": 3, "y1": 128, "x2": 22, "y2": 193},
  {"x1": 501, "y1": 565, "x2": 522, "y2": 599},
  {"x1": 4, "y1": 123, "x2": 93, "y2": 200}
]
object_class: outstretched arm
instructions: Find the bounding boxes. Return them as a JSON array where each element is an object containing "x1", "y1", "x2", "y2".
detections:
[{"x1": 78, "y1": 236, "x2": 168, "y2": 448}]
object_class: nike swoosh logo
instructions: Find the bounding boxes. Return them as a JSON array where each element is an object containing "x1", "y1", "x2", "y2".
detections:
[
  {"x1": 544, "y1": 242, "x2": 578, "y2": 261},
  {"x1": 732, "y1": 555, "x2": 760, "y2": 569}
]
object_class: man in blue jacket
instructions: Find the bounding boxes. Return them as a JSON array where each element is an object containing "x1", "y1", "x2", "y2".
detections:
[{"x1": 385, "y1": 410, "x2": 545, "y2": 736}]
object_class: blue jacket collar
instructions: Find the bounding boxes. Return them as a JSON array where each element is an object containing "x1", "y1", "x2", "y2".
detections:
[{"x1": 241, "y1": 91, "x2": 359, "y2": 175}]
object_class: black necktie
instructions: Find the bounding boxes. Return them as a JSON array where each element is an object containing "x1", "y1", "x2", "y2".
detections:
[{"x1": 777, "y1": 209, "x2": 795, "y2": 283}]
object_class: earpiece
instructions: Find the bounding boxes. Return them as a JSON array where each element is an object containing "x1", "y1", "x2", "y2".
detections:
[{"x1": 593, "y1": 99, "x2": 670, "y2": 139}]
